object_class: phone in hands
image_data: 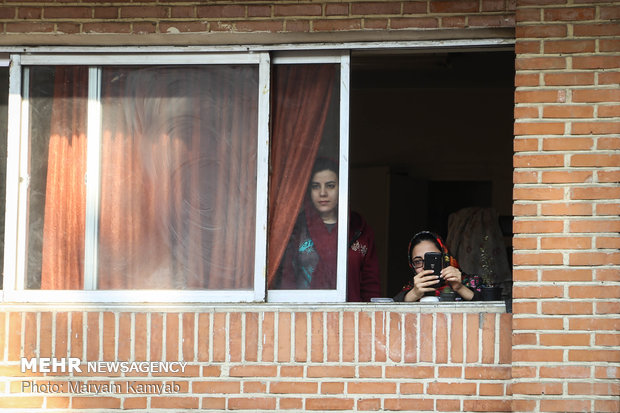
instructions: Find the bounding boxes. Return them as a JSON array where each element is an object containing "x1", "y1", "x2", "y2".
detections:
[{"x1": 423, "y1": 252, "x2": 445, "y2": 288}]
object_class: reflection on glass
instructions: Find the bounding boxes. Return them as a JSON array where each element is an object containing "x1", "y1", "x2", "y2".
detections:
[
  {"x1": 97, "y1": 66, "x2": 258, "y2": 290},
  {"x1": 26, "y1": 65, "x2": 258, "y2": 290},
  {"x1": 267, "y1": 64, "x2": 341, "y2": 291}
]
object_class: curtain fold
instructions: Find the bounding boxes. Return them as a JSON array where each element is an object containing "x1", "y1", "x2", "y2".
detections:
[
  {"x1": 267, "y1": 64, "x2": 336, "y2": 287},
  {"x1": 40, "y1": 65, "x2": 258, "y2": 290},
  {"x1": 40, "y1": 67, "x2": 88, "y2": 290}
]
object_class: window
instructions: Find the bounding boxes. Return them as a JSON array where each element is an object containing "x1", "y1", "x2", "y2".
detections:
[{"x1": 2, "y1": 52, "x2": 350, "y2": 303}]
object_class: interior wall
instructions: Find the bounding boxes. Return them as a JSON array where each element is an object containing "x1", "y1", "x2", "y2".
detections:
[{"x1": 349, "y1": 51, "x2": 515, "y2": 297}]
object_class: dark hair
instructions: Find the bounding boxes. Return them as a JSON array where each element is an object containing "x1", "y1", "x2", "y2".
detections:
[
  {"x1": 311, "y1": 157, "x2": 338, "y2": 178},
  {"x1": 407, "y1": 231, "x2": 444, "y2": 270}
]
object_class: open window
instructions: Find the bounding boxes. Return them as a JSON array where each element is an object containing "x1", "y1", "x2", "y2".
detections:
[{"x1": 348, "y1": 50, "x2": 515, "y2": 300}]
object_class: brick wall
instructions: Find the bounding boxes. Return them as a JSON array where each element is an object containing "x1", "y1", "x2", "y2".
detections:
[
  {"x1": 0, "y1": 1, "x2": 515, "y2": 37},
  {"x1": 0, "y1": 307, "x2": 511, "y2": 411},
  {"x1": 513, "y1": 0, "x2": 620, "y2": 412}
]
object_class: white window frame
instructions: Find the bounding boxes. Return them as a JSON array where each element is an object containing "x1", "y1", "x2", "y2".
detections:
[{"x1": 3, "y1": 52, "x2": 273, "y2": 303}]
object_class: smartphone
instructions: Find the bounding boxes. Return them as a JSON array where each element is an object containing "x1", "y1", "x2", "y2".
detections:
[{"x1": 423, "y1": 252, "x2": 444, "y2": 288}]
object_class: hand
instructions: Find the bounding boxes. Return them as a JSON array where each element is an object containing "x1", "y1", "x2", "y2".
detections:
[
  {"x1": 404, "y1": 269, "x2": 440, "y2": 302},
  {"x1": 440, "y1": 266, "x2": 463, "y2": 291}
]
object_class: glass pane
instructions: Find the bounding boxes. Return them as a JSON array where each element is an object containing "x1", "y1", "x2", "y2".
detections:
[
  {"x1": 27, "y1": 66, "x2": 88, "y2": 289},
  {"x1": 97, "y1": 65, "x2": 258, "y2": 290},
  {"x1": 267, "y1": 64, "x2": 343, "y2": 291},
  {"x1": 0, "y1": 66, "x2": 7, "y2": 289}
]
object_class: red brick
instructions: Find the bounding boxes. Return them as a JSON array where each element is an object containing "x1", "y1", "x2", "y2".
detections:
[
  {"x1": 83, "y1": 22, "x2": 131, "y2": 34},
  {"x1": 465, "y1": 366, "x2": 512, "y2": 380},
  {"x1": 573, "y1": 89, "x2": 620, "y2": 103},
  {"x1": 193, "y1": 381, "x2": 240, "y2": 394},
  {"x1": 374, "y1": 312, "x2": 387, "y2": 362},
  {"x1": 596, "y1": 268, "x2": 620, "y2": 282},
  {"x1": 440, "y1": 16, "x2": 467, "y2": 28},
  {"x1": 513, "y1": 252, "x2": 563, "y2": 265},
  {"x1": 598, "y1": 137, "x2": 620, "y2": 150},
  {"x1": 540, "y1": 236, "x2": 591, "y2": 249},
  {"x1": 45, "y1": 6, "x2": 91, "y2": 19},
  {"x1": 351, "y1": 2, "x2": 401, "y2": 15},
  {"x1": 196, "y1": 313, "x2": 209, "y2": 362},
  {"x1": 236, "y1": 21, "x2": 283, "y2": 33},
  {"x1": 514, "y1": 105, "x2": 539, "y2": 118},
  {"x1": 197, "y1": 5, "x2": 244, "y2": 18},
  {"x1": 261, "y1": 312, "x2": 274, "y2": 362},
  {"x1": 513, "y1": 269, "x2": 537, "y2": 282},
  {"x1": 571, "y1": 219, "x2": 620, "y2": 233},
  {"x1": 280, "y1": 397, "x2": 303, "y2": 410},
  {"x1": 390, "y1": 17, "x2": 438, "y2": 29},
  {"x1": 514, "y1": 187, "x2": 564, "y2": 200},
  {"x1": 596, "y1": 203, "x2": 620, "y2": 216},
  {"x1": 270, "y1": 381, "x2": 318, "y2": 394},
  {"x1": 228, "y1": 397, "x2": 276, "y2": 410},
  {"x1": 542, "y1": 170, "x2": 593, "y2": 183},
  {"x1": 543, "y1": 105, "x2": 593, "y2": 119},
  {"x1": 600, "y1": 71, "x2": 620, "y2": 85},
  {"x1": 575, "y1": 55, "x2": 620, "y2": 70},
  {"x1": 403, "y1": 313, "x2": 417, "y2": 363},
  {"x1": 437, "y1": 399, "x2": 461, "y2": 411},
  {"x1": 596, "y1": 333, "x2": 620, "y2": 347},
  {"x1": 513, "y1": 349, "x2": 564, "y2": 362},
  {"x1": 544, "y1": 72, "x2": 595, "y2": 86},
  {"x1": 516, "y1": 56, "x2": 566, "y2": 70},
  {"x1": 342, "y1": 312, "x2": 355, "y2": 363},
  {"x1": 310, "y1": 312, "x2": 323, "y2": 362},
  {"x1": 294, "y1": 313, "x2": 307, "y2": 362},
  {"x1": 321, "y1": 382, "x2": 345, "y2": 394},
  {"x1": 274, "y1": 4, "x2": 321, "y2": 17},
  {"x1": 385, "y1": 366, "x2": 434, "y2": 378},
  {"x1": 349, "y1": 381, "x2": 397, "y2": 394},
  {"x1": 244, "y1": 313, "x2": 258, "y2": 362},
  {"x1": 512, "y1": 382, "x2": 563, "y2": 395},
  {"x1": 86, "y1": 312, "x2": 99, "y2": 361},
  {"x1": 201, "y1": 397, "x2": 226, "y2": 410},
  {"x1": 513, "y1": 366, "x2": 537, "y2": 379},
  {"x1": 325, "y1": 4, "x2": 348, "y2": 16},
  {"x1": 541, "y1": 301, "x2": 593, "y2": 316},
  {"x1": 514, "y1": 122, "x2": 565, "y2": 135},
  {"x1": 469, "y1": 14, "x2": 515, "y2": 27},
  {"x1": 540, "y1": 365, "x2": 590, "y2": 378},
  {"x1": 595, "y1": 399, "x2": 620, "y2": 413},
  {"x1": 118, "y1": 313, "x2": 131, "y2": 361},
  {"x1": 449, "y1": 313, "x2": 463, "y2": 363},
  {"x1": 571, "y1": 154, "x2": 620, "y2": 167},
  {"x1": 313, "y1": 19, "x2": 361, "y2": 31},
  {"x1": 570, "y1": 318, "x2": 619, "y2": 331},
  {"x1": 515, "y1": 41, "x2": 541, "y2": 55},
  {"x1": 430, "y1": 1, "x2": 478, "y2": 13},
  {"x1": 513, "y1": 138, "x2": 538, "y2": 151},
  {"x1": 513, "y1": 317, "x2": 564, "y2": 331},
  {"x1": 121, "y1": 6, "x2": 167, "y2": 18},
  {"x1": 202, "y1": 366, "x2": 221, "y2": 377},
  {"x1": 358, "y1": 312, "x2": 372, "y2": 362},
  {"x1": 540, "y1": 333, "x2": 591, "y2": 346},
  {"x1": 513, "y1": 203, "x2": 537, "y2": 216},
  {"x1": 545, "y1": 7, "x2": 595, "y2": 21},
  {"x1": 306, "y1": 397, "x2": 354, "y2": 410},
  {"x1": 572, "y1": 186, "x2": 620, "y2": 200},
  {"x1": 358, "y1": 398, "x2": 382, "y2": 411},
  {"x1": 513, "y1": 285, "x2": 564, "y2": 298},
  {"x1": 542, "y1": 269, "x2": 592, "y2": 282},
  {"x1": 228, "y1": 313, "x2": 242, "y2": 363},
  {"x1": 285, "y1": 20, "x2": 310, "y2": 32},
  {"x1": 514, "y1": 154, "x2": 564, "y2": 167},
  {"x1": 516, "y1": 24, "x2": 567, "y2": 38},
  {"x1": 574, "y1": 23, "x2": 620, "y2": 37},
  {"x1": 384, "y1": 398, "x2": 434, "y2": 411},
  {"x1": 513, "y1": 220, "x2": 563, "y2": 233},
  {"x1": 481, "y1": 313, "x2": 496, "y2": 364},
  {"x1": 307, "y1": 366, "x2": 355, "y2": 378},
  {"x1": 513, "y1": 332, "x2": 536, "y2": 345},
  {"x1": 358, "y1": 366, "x2": 382, "y2": 378},
  {"x1": 326, "y1": 312, "x2": 339, "y2": 362},
  {"x1": 516, "y1": 8, "x2": 541, "y2": 22},
  {"x1": 514, "y1": 171, "x2": 538, "y2": 184},
  {"x1": 573, "y1": 121, "x2": 620, "y2": 135},
  {"x1": 388, "y1": 312, "x2": 402, "y2": 362},
  {"x1": 570, "y1": 349, "x2": 620, "y2": 362},
  {"x1": 229, "y1": 365, "x2": 277, "y2": 377},
  {"x1": 542, "y1": 137, "x2": 593, "y2": 151},
  {"x1": 71, "y1": 312, "x2": 84, "y2": 359},
  {"x1": 73, "y1": 397, "x2": 121, "y2": 409},
  {"x1": 541, "y1": 202, "x2": 592, "y2": 216},
  {"x1": 545, "y1": 39, "x2": 595, "y2": 54}
]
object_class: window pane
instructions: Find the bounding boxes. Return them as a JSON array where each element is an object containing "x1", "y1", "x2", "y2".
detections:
[
  {"x1": 27, "y1": 66, "x2": 88, "y2": 289},
  {"x1": 97, "y1": 66, "x2": 258, "y2": 290},
  {"x1": 267, "y1": 64, "x2": 341, "y2": 291},
  {"x1": 0, "y1": 66, "x2": 8, "y2": 289}
]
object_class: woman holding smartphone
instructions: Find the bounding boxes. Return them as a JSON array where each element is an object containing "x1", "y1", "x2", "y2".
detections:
[{"x1": 393, "y1": 231, "x2": 481, "y2": 302}]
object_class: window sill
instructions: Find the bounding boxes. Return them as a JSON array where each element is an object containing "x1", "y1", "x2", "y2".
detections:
[{"x1": 0, "y1": 301, "x2": 507, "y2": 313}]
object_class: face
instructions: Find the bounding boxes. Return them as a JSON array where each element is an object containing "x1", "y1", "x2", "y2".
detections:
[
  {"x1": 411, "y1": 240, "x2": 441, "y2": 274},
  {"x1": 310, "y1": 169, "x2": 338, "y2": 219}
]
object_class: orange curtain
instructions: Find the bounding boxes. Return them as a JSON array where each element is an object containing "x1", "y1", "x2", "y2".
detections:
[
  {"x1": 267, "y1": 64, "x2": 336, "y2": 287},
  {"x1": 97, "y1": 66, "x2": 258, "y2": 289},
  {"x1": 41, "y1": 65, "x2": 258, "y2": 290},
  {"x1": 40, "y1": 67, "x2": 88, "y2": 289}
]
